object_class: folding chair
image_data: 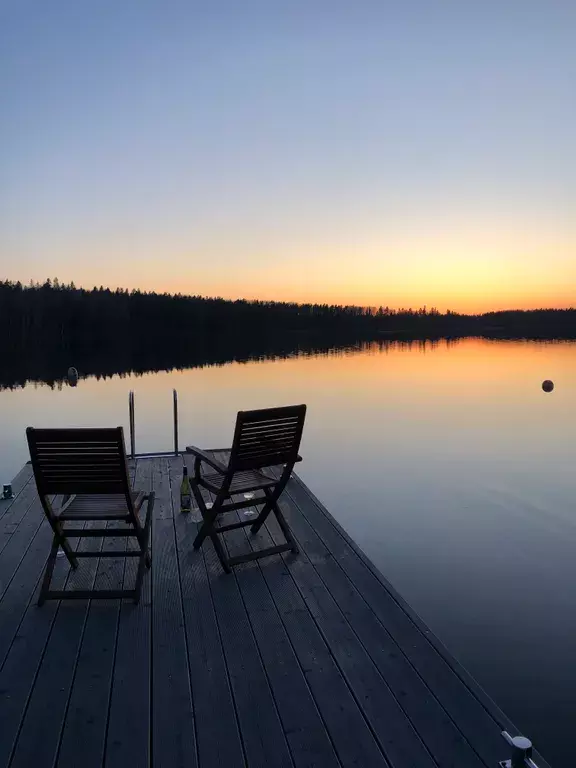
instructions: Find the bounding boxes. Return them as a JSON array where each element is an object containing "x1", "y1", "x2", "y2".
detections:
[
  {"x1": 186, "y1": 404, "x2": 306, "y2": 573},
  {"x1": 26, "y1": 427, "x2": 154, "y2": 605}
]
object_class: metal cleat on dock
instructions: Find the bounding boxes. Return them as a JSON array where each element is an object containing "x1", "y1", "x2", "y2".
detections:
[{"x1": 499, "y1": 731, "x2": 540, "y2": 768}]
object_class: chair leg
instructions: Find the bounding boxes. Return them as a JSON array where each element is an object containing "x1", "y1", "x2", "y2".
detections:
[
  {"x1": 193, "y1": 521, "x2": 210, "y2": 550},
  {"x1": 134, "y1": 547, "x2": 148, "y2": 605},
  {"x1": 138, "y1": 515, "x2": 151, "y2": 569},
  {"x1": 251, "y1": 486, "x2": 282, "y2": 535},
  {"x1": 250, "y1": 501, "x2": 273, "y2": 535},
  {"x1": 192, "y1": 486, "x2": 220, "y2": 550},
  {"x1": 132, "y1": 494, "x2": 153, "y2": 569},
  {"x1": 191, "y1": 485, "x2": 233, "y2": 574},
  {"x1": 53, "y1": 522, "x2": 78, "y2": 569},
  {"x1": 134, "y1": 492, "x2": 154, "y2": 603},
  {"x1": 38, "y1": 535, "x2": 60, "y2": 607},
  {"x1": 274, "y1": 502, "x2": 299, "y2": 554},
  {"x1": 209, "y1": 531, "x2": 231, "y2": 574},
  {"x1": 251, "y1": 487, "x2": 298, "y2": 554},
  {"x1": 194, "y1": 512, "x2": 231, "y2": 573}
]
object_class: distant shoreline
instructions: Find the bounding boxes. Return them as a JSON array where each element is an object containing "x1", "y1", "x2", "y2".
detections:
[{"x1": 1, "y1": 279, "x2": 574, "y2": 389}]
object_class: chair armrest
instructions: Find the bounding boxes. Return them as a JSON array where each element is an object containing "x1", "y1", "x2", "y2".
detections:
[
  {"x1": 185, "y1": 446, "x2": 228, "y2": 474},
  {"x1": 57, "y1": 494, "x2": 77, "y2": 515},
  {"x1": 132, "y1": 491, "x2": 146, "y2": 510}
]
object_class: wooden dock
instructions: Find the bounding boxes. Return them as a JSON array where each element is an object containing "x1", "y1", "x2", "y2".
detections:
[{"x1": 0, "y1": 453, "x2": 548, "y2": 768}]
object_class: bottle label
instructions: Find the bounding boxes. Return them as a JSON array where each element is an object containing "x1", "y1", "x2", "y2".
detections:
[{"x1": 181, "y1": 494, "x2": 191, "y2": 512}]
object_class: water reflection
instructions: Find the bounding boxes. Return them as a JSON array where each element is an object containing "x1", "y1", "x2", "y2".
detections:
[
  {"x1": 1, "y1": 332, "x2": 572, "y2": 392},
  {"x1": 1, "y1": 332, "x2": 375, "y2": 390},
  {"x1": 0, "y1": 337, "x2": 575, "y2": 765}
]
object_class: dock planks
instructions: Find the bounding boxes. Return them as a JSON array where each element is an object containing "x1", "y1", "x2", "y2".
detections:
[{"x1": 0, "y1": 454, "x2": 550, "y2": 768}]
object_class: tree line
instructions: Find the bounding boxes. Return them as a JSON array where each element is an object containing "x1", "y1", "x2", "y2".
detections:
[{"x1": 0, "y1": 279, "x2": 574, "y2": 388}]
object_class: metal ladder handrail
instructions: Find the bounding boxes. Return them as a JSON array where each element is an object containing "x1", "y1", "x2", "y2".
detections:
[
  {"x1": 173, "y1": 388, "x2": 178, "y2": 456},
  {"x1": 128, "y1": 390, "x2": 135, "y2": 458},
  {"x1": 128, "y1": 388, "x2": 179, "y2": 459}
]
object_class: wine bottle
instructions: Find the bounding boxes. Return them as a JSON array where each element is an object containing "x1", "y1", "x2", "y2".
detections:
[{"x1": 180, "y1": 465, "x2": 191, "y2": 513}]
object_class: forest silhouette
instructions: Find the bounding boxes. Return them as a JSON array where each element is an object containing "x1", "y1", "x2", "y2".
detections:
[{"x1": 0, "y1": 279, "x2": 574, "y2": 389}]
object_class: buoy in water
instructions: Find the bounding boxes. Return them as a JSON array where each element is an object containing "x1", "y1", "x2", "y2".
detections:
[
  {"x1": 542, "y1": 379, "x2": 554, "y2": 393},
  {"x1": 67, "y1": 366, "x2": 79, "y2": 387}
]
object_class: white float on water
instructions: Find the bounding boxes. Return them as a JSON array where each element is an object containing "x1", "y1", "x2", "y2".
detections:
[{"x1": 67, "y1": 366, "x2": 79, "y2": 386}]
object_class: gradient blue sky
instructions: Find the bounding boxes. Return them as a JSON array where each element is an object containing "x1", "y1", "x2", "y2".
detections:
[{"x1": 1, "y1": 1, "x2": 575, "y2": 311}]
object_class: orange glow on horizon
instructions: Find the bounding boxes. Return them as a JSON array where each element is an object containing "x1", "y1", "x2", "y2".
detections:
[
  {"x1": 15, "y1": 227, "x2": 575, "y2": 314},
  {"x1": 41, "y1": 235, "x2": 573, "y2": 313}
]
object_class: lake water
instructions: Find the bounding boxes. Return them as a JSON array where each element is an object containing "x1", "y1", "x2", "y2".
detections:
[{"x1": 1, "y1": 336, "x2": 575, "y2": 765}]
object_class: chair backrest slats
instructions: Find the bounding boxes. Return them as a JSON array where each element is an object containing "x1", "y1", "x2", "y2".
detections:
[
  {"x1": 230, "y1": 405, "x2": 306, "y2": 471},
  {"x1": 27, "y1": 427, "x2": 130, "y2": 496}
]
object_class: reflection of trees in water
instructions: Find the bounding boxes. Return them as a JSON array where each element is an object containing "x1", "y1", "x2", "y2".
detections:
[
  {"x1": 0, "y1": 332, "x2": 391, "y2": 390},
  {"x1": 2, "y1": 334, "x2": 574, "y2": 391},
  {"x1": 0, "y1": 280, "x2": 574, "y2": 389}
]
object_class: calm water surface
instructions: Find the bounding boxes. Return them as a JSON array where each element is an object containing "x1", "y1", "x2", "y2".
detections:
[{"x1": 1, "y1": 337, "x2": 575, "y2": 765}]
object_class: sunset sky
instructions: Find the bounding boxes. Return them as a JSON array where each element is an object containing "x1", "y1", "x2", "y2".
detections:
[{"x1": 1, "y1": 1, "x2": 574, "y2": 313}]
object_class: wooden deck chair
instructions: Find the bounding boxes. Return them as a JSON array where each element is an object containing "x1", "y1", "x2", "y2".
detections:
[
  {"x1": 186, "y1": 404, "x2": 306, "y2": 573},
  {"x1": 26, "y1": 427, "x2": 154, "y2": 605}
]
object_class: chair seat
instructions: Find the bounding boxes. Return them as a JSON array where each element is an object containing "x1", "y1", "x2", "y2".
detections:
[
  {"x1": 58, "y1": 491, "x2": 145, "y2": 520},
  {"x1": 200, "y1": 469, "x2": 278, "y2": 494}
]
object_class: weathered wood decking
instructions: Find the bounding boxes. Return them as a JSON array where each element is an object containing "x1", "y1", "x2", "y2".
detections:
[{"x1": 0, "y1": 454, "x2": 548, "y2": 768}]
